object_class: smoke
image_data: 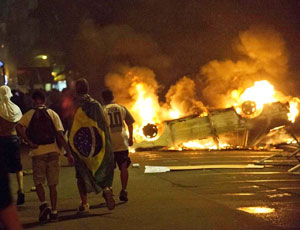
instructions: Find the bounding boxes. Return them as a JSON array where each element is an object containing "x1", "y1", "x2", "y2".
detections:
[
  {"x1": 105, "y1": 66, "x2": 207, "y2": 126},
  {"x1": 68, "y1": 2, "x2": 300, "y2": 135},
  {"x1": 104, "y1": 25, "x2": 292, "y2": 123},
  {"x1": 264, "y1": 128, "x2": 294, "y2": 146},
  {"x1": 105, "y1": 65, "x2": 159, "y2": 103},
  {"x1": 76, "y1": 19, "x2": 294, "y2": 124},
  {"x1": 76, "y1": 20, "x2": 208, "y2": 125},
  {"x1": 199, "y1": 25, "x2": 288, "y2": 107},
  {"x1": 72, "y1": 20, "x2": 171, "y2": 89},
  {"x1": 164, "y1": 76, "x2": 207, "y2": 115},
  {"x1": 104, "y1": 65, "x2": 162, "y2": 125}
]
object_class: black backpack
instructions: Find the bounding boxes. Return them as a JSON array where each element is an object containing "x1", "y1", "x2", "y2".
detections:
[{"x1": 26, "y1": 106, "x2": 57, "y2": 145}]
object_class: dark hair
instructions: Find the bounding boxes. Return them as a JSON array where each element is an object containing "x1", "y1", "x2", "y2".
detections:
[
  {"x1": 31, "y1": 89, "x2": 46, "y2": 102},
  {"x1": 75, "y1": 78, "x2": 89, "y2": 95},
  {"x1": 101, "y1": 89, "x2": 114, "y2": 103}
]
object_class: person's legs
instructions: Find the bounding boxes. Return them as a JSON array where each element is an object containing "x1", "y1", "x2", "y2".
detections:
[
  {"x1": 120, "y1": 161, "x2": 128, "y2": 190},
  {"x1": 35, "y1": 184, "x2": 46, "y2": 203},
  {"x1": 32, "y1": 154, "x2": 51, "y2": 223},
  {"x1": 16, "y1": 171, "x2": 25, "y2": 205},
  {"x1": 73, "y1": 157, "x2": 90, "y2": 213},
  {"x1": 77, "y1": 179, "x2": 87, "y2": 205},
  {"x1": 49, "y1": 185, "x2": 58, "y2": 222},
  {"x1": 49, "y1": 185, "x2": 57, "y2": 211},
  {"x1": 76, "y1": 179, "x2": 89, "y2": 213},
  {"x1": 120, "y1": 162, "x2": 128, "y2": 191},
  {"x1": 36, "y1": 183, "x2": 50, "y2": 223},
  {"x1": 16, "y1": 171, "x2": 24, "y2": 192},
  {"x1": 119, "y1": 162, "x2": 129, "y2": 201},
  {"x1": 32, "y1": 155, "x2": 47, "y2": 203},
  {"x1": 115, "y1": 150, "x2": 131, "y2": 201},
  {"x1": 46, "y1": 152, "x2": 60, "y2": 221},
  {"x1": 3, "y1": 136, "x2": 24, "y2": 205},
  {"x1": 102, "y1": 186, "x2": 115, "y2": 210}
]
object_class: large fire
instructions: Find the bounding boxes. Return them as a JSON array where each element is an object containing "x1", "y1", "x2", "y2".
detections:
[
  {"x1": 234, "y1": 80, "x2": 299, "y2": 123},
  {"x1": 127, "y1": 79, "x2": 299, "y2": 150},
  {"x1": 239, "y1": 81, "x2": 277, "y2": 110},
  {"x1": 288, "y1": 98, "x2": 300, "y2": 123},
  {"x1": 102, "y1": 27, "x2": 300, "y2": 151},
  {"x1": 130, "y1": 82, "x2": 162, "y2": 142}
]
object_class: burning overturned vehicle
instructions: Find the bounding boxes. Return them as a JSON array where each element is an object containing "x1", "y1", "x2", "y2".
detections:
[
  {"x1": 127, "y1": 80, "x2": 300, "y2": 151},
  {"x1": 103, "y1": 28, "x2": 300, "y2": 153},
  {"x1": 134, "y1": 100, "x2": 297, "y2": 151}
]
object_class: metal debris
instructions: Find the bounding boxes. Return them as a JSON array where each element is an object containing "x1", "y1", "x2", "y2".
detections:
[{"x1": 144, "y1": 164, "x2": 264, "y2": 173}]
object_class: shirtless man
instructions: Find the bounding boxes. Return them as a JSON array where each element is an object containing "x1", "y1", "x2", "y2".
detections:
[{"x1": 0, "y1": 85, "x2": 24, "y2": 205}]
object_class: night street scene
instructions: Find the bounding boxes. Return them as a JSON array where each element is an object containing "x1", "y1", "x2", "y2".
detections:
[{"x1": 1, "y1": 0, "x2": 300, "y2": 229}]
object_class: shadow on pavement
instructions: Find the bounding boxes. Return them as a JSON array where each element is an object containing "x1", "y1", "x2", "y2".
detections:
[
  {"x1": 22, "y1": 201, "x2": 127, "y2": 229},
  {"x1": 23, "y1": 213, "x2": 111, "y2": 229},
  {"x1": 90, "y1": 202, "x2": 127, "y2": 209},
  {"x1": 58, "y1": 201, "x2": 126, "y2": 214}
]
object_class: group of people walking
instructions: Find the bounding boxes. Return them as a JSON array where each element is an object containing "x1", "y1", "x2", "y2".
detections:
[{"x1": 0, "y1": 78, "x2": 135, "y2": 229}]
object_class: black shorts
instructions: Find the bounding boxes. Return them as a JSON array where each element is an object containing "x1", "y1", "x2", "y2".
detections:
[
  {"x1": 114, "y1": 150, "x2": 131, "y2": 170},
  {"x1": 0, "y1": 168, "x2": 12, "y2": 210},
  {"x1": 0, "y1": 136, "x2": 22, "y2": 173}
]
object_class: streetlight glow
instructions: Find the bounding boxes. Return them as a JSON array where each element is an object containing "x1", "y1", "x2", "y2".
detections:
[{"x1": 36, "y1": 55, "x2": 48, "y2": 60}]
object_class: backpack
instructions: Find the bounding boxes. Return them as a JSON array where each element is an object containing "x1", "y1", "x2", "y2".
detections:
[{"x1": 26, "y1": 106, "x2": 57, "y2": 145}]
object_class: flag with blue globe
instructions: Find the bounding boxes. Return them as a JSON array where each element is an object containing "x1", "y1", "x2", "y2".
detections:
[{"x1": 69, "y1": 96, "x2": 114, "y2": 192}]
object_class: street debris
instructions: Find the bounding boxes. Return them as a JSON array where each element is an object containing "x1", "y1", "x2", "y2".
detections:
[
  {"x1": 256, "y1": 147, "x2": 300, "y2": 174},
  {"x1": 144, "y1": 164, "x2": 264, "y2": 173},
  {"x1": 132, "y1": 163, "x2": 140, "y2": 168}
]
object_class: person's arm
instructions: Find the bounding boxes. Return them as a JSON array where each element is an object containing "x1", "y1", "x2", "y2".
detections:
[
  {"x1": 49, "y1": 110, "x2": 74, "y2": 164},
  {"x1": 0, "y1": 161, "x2": 23, "y2": 230},
  {"x1": 56, "y1": 131, "x2": 73, "y2": 165},
  {"x1": 127, "y1": 123, "x2": 134, "y2": 146},
  {"x1": 0, "y1": 204, "x2": 23, "y2": 230},
  {"x1": 123, "y1": 106, "x2": 135, "y2": 146},
  {"x1": 15, "y1": 123, "x2": 38, "y2": 149}
]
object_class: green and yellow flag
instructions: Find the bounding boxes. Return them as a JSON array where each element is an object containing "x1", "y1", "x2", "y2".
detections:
[{"x1": 69, "y1": 95, "x2": 114, "y2": 192}]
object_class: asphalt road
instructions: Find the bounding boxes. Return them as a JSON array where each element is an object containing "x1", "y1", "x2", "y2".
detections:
[{"x1": 9, "y1": 147, "x2": 300, "y2": 230}]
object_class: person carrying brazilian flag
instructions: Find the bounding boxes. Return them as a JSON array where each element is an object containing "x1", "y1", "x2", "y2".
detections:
[{"x1": 69, "y1": 78, "x2": 115, "y2": 213}]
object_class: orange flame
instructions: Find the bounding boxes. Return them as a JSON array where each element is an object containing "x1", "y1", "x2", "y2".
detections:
[
  {"x1": 240, "y1": 80, "x2": 276, "y2": 110},
  {"x1": 131, "y1": 83, "x2": 159, "y2": 125},
  {"x1": 169, "y1": 109, "x2": 181, "y2": 119},
  {"x1": 288, "y1": 98, "x2": 300, "y2": 123},
  {"x1": 130, "y1": 83, "x2": 160, "y2": 142},
  {"x1": 173, "y1": 80, "x2": 299, "y2": 150},
  {"x1": 181, "y1": 140, "x2": 230, "y2": 150},
  {"x1": 232, "y1": 80, "x2": 299, "y2": 123},
  {"x1": 129, "y1": 78, "x2": 299, "y2": 150}
]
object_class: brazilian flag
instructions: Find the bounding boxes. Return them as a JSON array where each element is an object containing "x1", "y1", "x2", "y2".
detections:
[{"x1": 69, "y1": 95, "x2": 114, "y2": 192}]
